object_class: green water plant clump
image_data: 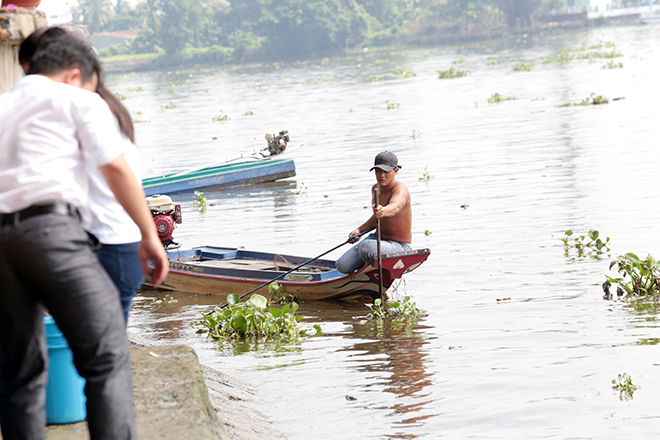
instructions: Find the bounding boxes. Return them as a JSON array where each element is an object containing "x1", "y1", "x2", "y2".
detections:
[
  {"x1": 488, "y1": 93, "x2": 517, "y2": 103},
  {"x1": 607, "y1": 253, "x2": 660, "y2": 298},
  {"x1": 212, "y1": 111, "x2": 231, "y2": 121},
  {"x1": 194, "y1": 292, "x2": 320, "y2": 341},
  {"x1": 437, "y1": 67, "x2": 470, "y2": 79},
  {"x1": 393, "y1": 67, "x2": 416, "y2": 77},
  {"x1": 612, "y1": 373, "x2": 638, "y2": 401},
  {"x1": 193, "y1": 190, "x2": 207, "y2": 212},
  {"x1": 559, "y1": 93, "x2": 609, "y2": 107},
  {"x1": 602, "y1": 60, "x2": 623, "y2": 69},
  {"x1": 513, "y1": 61, "x2": 534, "y2": 71},
  {"x1": 562, "y1": 229, "x2": 610, "y2": 257},
  {"x1": 365, "y1": 296, "x2": 425, "y2": 322}
]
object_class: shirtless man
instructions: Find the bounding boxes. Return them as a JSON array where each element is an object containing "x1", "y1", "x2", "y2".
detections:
[{"x1": 336, "y1": 151, "x2": 412, "y2": 274}]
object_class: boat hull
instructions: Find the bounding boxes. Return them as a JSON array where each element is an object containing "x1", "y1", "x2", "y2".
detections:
[
  {"x1": 145, "y1": 247, "x2": 430, "y2": 301},
  {"x1": 142, "y1": 158, "x2": 296, "y2": 196}
]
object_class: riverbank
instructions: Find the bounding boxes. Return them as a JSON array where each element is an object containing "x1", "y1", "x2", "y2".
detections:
[
  {"x1": 42, "y1": 345, "x2": 285, "y2": 440},
  {"x1": 101, "y1": 17, "x2": 637, "y2": 74}
]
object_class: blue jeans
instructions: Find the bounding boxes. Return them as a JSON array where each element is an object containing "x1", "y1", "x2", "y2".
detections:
[
  {"x1": 0, "y1": 213, "x2": 136, "y2": 440},
  {"x1": 336, "y1": 233, "x2": 411, "y2": 274},
  {"x1": 97, "y1": 242, "x2": 144, "y2": 326}
]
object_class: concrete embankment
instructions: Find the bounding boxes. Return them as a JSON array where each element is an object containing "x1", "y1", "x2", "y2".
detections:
[{"x1": 38, "y1": 345, "x2": 285, "y2": 440}]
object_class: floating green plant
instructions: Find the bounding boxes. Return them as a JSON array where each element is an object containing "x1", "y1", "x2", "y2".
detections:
[
  {"x1": 452, "y1": 57, "x2": 466, "y2": 64},
  {"x1": 193, "y1": 190, "x2": 207, "y2": 212},
  {"x1": 386, "y1": 100, "x2": 400, "y2": 110},
  {"x1": 303, "y1": 77, "x2": 330, "y2": 84},
  {"x1": 193, "y1": 291, "x2": 320, "y2": 341},
  {"x1": 163, "y1": 81, "x2": 183, "y2": 88},
  {"x1": 561, "y1": 229, "x2": 610, "y2": 257},
  {"x1": 424, "y1": 230, "x2": 432, "y2": 236},
  {"x1": 437, "y1": 67, "x2": 470, "y2": 79},
  {"x1": 487, "y1": 60, "x2": 499, "y2": 66},
  {"x1": 393, "y1": 67, "x2": 416, "y2": 77},
  {"x1": 541, "y1": 56, "x2": 556, "y2": 64},
  {"x1": 602, "y1": 60, "x2": 623, "y2": 69},
  {"x1": 607, "y1": 253, "x2": 660, "y2": 297},
  {"x1": 361, "y1": 75, "x2": 384, "y2": 83},
  {"x1": 244, "y1": 110, "x2": 254, "y2": 116},
  {"x1": 513, "y1": 61, "x2": 534, "y2": 71},
  {"x1": 410, "y1": 129, "x2": 421, "y2": 139},
  {"x1": 577, "y1": 50, "x2": 623, "y2": 60},
  {"x1": 114, "y1": 92, "x2": 127, "y2": 100},
  {"x1": 419, "y1": 166, "x2": 434, "y2": 182},
  {"x1": 212, "y1": 111, "x2": 231, "y2": 121},
  {"x1": 488, "y1": 93, "x2": 517, "y2": 103},
  {"x1": 557, "y1": 53, "x2": 574, "y2": 63},
  {"x1": 612, "y1": 373, "x2": 638, "y2": 400},
  {"x1": 129, "y1": 87, "x2": 144, "y2": 92},
  {"x1": 559, "y1": 93, "x2": 609, "y2": 107},
  {"x1": 365, "y1": 296, "x2": 425, "y2": 322},
  {"x1": 160, "y1": 103, "x2": 176, "y2": 110},
  {"x1": 294, "y1": 182, "x2": 307, "y2": 195}
]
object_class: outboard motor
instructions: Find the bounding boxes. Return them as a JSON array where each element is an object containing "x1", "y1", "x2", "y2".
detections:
[
  {"x1": 263, "y1": 130, "x2": 289, "y2": 156},
  {"x1": 146, "y1": 194, "x2": 182, "y2": 249}
]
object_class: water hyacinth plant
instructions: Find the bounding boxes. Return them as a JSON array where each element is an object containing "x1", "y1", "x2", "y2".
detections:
[
  {"x1": 437, "y1": 67, "x2": 470, "y2": 79},
  {"x1": 561, "y1": 229, "x2": 609, "y2": 257},
  {"x1": 193, "y1": 292, "x2": 320, "y2": 341},
  {"x1": 607, "y1": 253, "x2": 660, "y2": 297},
  {"x1": 612, "y1": 373, "x2": 638, "y2": 400}
]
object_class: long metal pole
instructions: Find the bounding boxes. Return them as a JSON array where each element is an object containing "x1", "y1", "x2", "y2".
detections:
[
  {"x1": 373, "y1": 187, "x2": 384, "y2": 303},
  {"x1": 206, "y1": 230, "x2": 372, "y2": 315}
]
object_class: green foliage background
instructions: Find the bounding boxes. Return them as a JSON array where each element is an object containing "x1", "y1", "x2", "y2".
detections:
[{"x1": 84, "y1": 0, "x2": 557, "y2": 64}]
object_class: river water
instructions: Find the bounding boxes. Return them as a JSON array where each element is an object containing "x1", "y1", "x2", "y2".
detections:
[{"x1": 111, "y1": 24, "x2": 660, "y2": 439}]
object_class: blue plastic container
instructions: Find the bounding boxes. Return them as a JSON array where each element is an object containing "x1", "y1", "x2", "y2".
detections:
[{"x1": 44, "y1": 316, "x2": 87, "y2": 424}]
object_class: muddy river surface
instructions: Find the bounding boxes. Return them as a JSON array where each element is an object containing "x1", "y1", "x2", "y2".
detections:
[{"x1": 112, "y1": 24, "x2": 660, "y2": 439}]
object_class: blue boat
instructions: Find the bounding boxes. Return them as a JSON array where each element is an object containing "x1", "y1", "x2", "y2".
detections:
[{"x1": 142, "y1": 157, "x2": 296, "y2": 197}]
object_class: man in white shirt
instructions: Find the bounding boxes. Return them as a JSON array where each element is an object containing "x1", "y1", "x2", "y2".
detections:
[{"x1": 0, "y1": 35, "x2": 167, "y2": 440}]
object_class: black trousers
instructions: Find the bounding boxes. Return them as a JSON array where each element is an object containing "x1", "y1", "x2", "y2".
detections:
[{"x1": 0, "y1": 213, "x2": 137, "y2": 440}]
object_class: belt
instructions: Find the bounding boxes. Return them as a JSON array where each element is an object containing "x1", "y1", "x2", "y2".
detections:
[{"x1": 0, "y1": 202, "x2": 80, "y2": 226}]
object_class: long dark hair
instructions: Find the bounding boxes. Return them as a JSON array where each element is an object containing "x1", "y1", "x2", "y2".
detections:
[
  {"x1": 19, "y1": 26, "x2": 135, "y2": 143},
  {"x1": 96, "y1": 81, "x2": 135, "y2": 143}
]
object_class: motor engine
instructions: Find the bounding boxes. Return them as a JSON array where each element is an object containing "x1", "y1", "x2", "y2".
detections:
[
  {"x1": 263, "y1": 130, "x2": 290, "y2": 156},
  {"x1": 146, "y1": 194, "x2": 182, "y2": 249}
]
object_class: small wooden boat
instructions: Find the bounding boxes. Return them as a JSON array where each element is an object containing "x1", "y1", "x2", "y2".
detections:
[
  {"x1": 142, "y1": 158, "x2": 295, "y2": 197},
  {"x1": 145, "y1": 246, "x2": 431, "y2": 301}
]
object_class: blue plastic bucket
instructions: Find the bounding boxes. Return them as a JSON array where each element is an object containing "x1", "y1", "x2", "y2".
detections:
[{"x1": 44, "y1": 316, "x2": 86, "y2": 424}]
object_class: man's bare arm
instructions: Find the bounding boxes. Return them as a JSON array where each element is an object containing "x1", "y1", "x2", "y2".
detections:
[{"x1": 374, "y1": 185, "x2": 408, "y2": 219}]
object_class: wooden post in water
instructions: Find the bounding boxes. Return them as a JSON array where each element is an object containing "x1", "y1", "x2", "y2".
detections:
[
  {"x1": 372, "y1": 186, "x2": 384, "y2": 304},
  {"x1": 0, "y1": 7, "x2": 47, "y2": 94}
]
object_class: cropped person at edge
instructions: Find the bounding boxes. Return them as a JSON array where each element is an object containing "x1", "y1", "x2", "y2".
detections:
[
  {"x1": 336, "y1": 151, "x2": 412, "y2": 274},
  {"x1": 18, "y1": 25, "x2": 147, "y2": 325},
  {"x1": 0, "y1": 35, "x2": 168, "y2": 440}
]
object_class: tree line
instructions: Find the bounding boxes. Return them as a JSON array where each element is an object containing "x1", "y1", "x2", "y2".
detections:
[{"x1": 78, "y1": 0, "x2": 563, "y2": 63}]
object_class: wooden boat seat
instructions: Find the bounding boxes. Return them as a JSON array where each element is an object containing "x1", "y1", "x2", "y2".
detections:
[{"x1": 184, "y1": 258, "x2": 330, "y2": 272}]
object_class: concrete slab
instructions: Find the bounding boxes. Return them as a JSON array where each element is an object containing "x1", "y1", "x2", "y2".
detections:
[{"x1": 2, "y1": 345, "x2": 286, "y2": 440}]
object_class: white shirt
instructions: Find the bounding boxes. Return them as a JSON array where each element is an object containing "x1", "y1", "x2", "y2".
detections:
[
  {"x1": 87, "y1": 131, "x2": 142, "y2": 244},
  {"x1": 0, "y1": 75, "x2": 123, "y2": 228}
]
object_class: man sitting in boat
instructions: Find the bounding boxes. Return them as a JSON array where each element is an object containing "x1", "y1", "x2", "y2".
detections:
[{"x1": 336, "y1": 151, "x2": 412, "y2": 274}]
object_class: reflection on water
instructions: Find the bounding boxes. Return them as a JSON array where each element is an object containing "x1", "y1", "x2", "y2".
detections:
[{"x1": 122, "y1": 24, "x2": 660, "y2": 439}]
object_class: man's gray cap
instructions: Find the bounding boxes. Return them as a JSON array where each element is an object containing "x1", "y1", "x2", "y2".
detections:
[{"x1": 370, "y1": 151, "x2": 401, "y2": 172}]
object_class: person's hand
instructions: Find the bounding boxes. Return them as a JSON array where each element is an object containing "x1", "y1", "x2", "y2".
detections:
[
  {"x1": 138, "y1": 234, "x2": 169, "y2": 286},
  {"x1": 373, "y1": 204, "x2": 385, "y2": 219},
  {"x1": 348, "y1": 229, "x2": 362, "y2": 244}
]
